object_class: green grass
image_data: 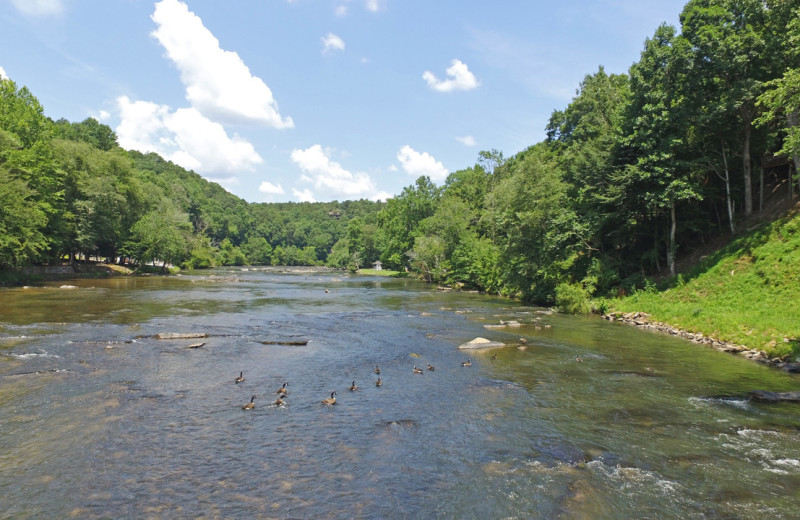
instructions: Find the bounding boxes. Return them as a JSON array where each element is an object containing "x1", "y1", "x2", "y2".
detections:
[
  {"x1": 357, "y1": 268, "x2": 403, "y2": 277},
  {"x1": 611, "y1": 209, "x2": 800, "y2": 359}
]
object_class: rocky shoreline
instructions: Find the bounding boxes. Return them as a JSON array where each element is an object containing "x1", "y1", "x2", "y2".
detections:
[{"x1": 603, "y1": 311, "x2": 800, "y2": 374}]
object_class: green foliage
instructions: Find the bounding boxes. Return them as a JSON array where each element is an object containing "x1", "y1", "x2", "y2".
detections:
[{"x1": 555, "y1": 282, "x2": 592, "y2": 315}]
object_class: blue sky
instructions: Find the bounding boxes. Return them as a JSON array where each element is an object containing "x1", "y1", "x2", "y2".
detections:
[{"x1": 1, "y1": 0, "x2": 687, "y2": 203}]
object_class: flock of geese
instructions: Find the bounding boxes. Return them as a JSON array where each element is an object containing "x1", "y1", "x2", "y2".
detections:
[{"x1": 235, "y1": 359, "x2": 474, "y2": 410}]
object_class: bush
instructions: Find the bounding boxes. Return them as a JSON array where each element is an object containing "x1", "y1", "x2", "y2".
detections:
[{"x1": 555, "y1": 282, "x2": 592, "y2": 314}]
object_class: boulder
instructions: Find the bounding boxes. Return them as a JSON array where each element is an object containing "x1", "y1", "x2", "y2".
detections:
[
  {"x1": 748, "y1": 390, "x2": 800, "y2": 403},
  {"x1": 458, "y1": 337, "x2": 505, "y2": 350}
]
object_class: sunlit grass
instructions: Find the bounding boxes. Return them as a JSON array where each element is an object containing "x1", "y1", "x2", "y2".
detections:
[
  {"x1": 612, "y1": 209, "x2": 800, "y2": 358},
  {"x1": 357, "y1": 268, "x2": 402, "y2": 277}
]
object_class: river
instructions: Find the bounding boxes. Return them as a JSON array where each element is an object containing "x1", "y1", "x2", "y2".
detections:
[{"x1": 1, "y1": 267, "x2": 799, "y2": 519}]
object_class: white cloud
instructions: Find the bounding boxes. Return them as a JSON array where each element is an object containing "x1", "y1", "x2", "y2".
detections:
[
  {"x1": 151, "y1": 0, "x2": 294, "y2": 128},
  {"x1": 365, "y1": 0, "x2": 385, "y2": 12},
  {"x1": 371, "y1": 191, "x2": 393, "y2": 202},
  {"x1": 0, "y1": 66, "x2": 7, "y2": 80},
  {"x1": 334, "y1": 5, "x2": 348, "y2": 17},
  {"x1": 397, "y1": 145, "x2": 449, "y2": 182},
  {"x1": 291, "y1": 144, "x2": 376, "y2": 197},
  {"x1": 321, "y1": 33, "x2": 346, "y2": 54},
  {"x1": 10, "y1": 0, "x2": 63, "y2": 16},
  {"x1": 423, "y1": 59, "x2": 479, "y2": 93},
  {"x1": 293, "y1": 188, "x2": 316, "y2": 203},
  {"x1": 259, "y1": 181, "x2": 285, "y2": 195},
  {"x1": 115, "y1": 96, "x2": 262, "y2": 179},
  {"x1": 456, "y1": 135, "x2": 477, "y2": 147}
]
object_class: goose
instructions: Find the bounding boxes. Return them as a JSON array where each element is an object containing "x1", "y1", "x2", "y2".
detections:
[
  {"x1": 274, "y1": 395, "x2": 286, "y2": 407},
  {"x1": 413, "y1": 366, "x2": 423, "y2": 374},
  {"x1": 322, "y1": 391, "x2": 337, "y2": 405},
  {"x1": 276, "y1": 382, "x2": 288, "y2": 396},
  {"x1": 576, "y1": 354, "x2": 583, "y2": 363},
  {"x1": 375, "y1": 376, "x2": 383, "y2": 387},
  {"x1": 426, "y1": 363, "x2": 435, "y2": 371},
  {"x1": 491, "y1": 354, "x2": 497, "y2": 361},
  {"x1": 374, "y1": 365, "x2": 381, "y2": 375},
  {"x1": 349, "y1": 380, "x2": 358, "y2": 391},
  {"x1": 242, "y1": 395, "x2": 257, "y2": 410},
  {"x1": 519, "y1": 337, "x2": 528, "y2": 344},
  {"x1": 235, "y1": 371, "x2": 245, "y2": 384},
  {"x1": 461, "y1": 358, "x2": 472, "y2": 367}
]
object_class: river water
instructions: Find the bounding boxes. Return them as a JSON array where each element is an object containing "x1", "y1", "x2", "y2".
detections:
[{"x1": 1, "y1": 267, "x2": 799, "y2": 519}]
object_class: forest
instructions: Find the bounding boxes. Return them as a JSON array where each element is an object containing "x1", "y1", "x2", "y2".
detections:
[{"x1": 1, "y1": 0, "x2": 799, "y2": 307}]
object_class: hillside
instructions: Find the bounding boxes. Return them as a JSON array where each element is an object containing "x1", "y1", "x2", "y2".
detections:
[{"x1": 610, "y1": 201, "x2": 800, "y2": 360}]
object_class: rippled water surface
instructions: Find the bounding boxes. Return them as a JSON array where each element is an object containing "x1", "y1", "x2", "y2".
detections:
[{"x1": 1, "y1": 267, "x2": 800, "y2": 519}]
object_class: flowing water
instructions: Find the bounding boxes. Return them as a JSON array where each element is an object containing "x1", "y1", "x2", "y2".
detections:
[{"x1": 1, "y1": 267, "x2": 799, "y2": 519}]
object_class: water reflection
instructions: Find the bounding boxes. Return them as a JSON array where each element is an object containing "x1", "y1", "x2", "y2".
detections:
[{"x1": 1, "y1": 267, "x2": 799, "y2": 519}]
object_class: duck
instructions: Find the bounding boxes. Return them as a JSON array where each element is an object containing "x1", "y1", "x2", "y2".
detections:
[
  {"x1": 427, "y1": 363, "x2": 435, "y2": 371},
  {"x1": 349, "y1": 380, "x2": 358, "y2": 391},
  {"x1": 274, "y1": 395, "x2": 286, "y2": 407},
  {"x1": 276, "y1": 382, "x2": 288, "y2": 396},
  {"x1": 375, "y1": 376, "x2": 383, "y2": 387},
  {"x1": 322, "y1": 391, "x2": 337, "y2": 405},
  {"x1": 374, "y1": 365, "x2": 381, "y2": 375},
  {"x1": 413, "y1": 366, "x2": 423, "y2": 374},
  {"x1": 242, "y1": 395, "x2": 257, "y2": 410},
  {"x1": 461, "y1": 358, "x2": 472, "y2": 367},
  {"x1": 235, "y1": 371, "x2": 245, "y2": 384}
]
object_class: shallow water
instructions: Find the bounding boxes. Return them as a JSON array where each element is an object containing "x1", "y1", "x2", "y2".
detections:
[{"x1": 1, "y1": 267, "x2": 799, "y2": 519}]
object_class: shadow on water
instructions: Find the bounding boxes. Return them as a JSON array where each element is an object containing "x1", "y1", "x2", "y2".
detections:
[{"x1": 1, "y1": 267, "x2": 800, "y2": 519}]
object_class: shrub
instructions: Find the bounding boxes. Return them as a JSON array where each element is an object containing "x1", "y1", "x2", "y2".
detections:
[{"x1": 555, "y1": 282, "x2": 592, "y2": 314}]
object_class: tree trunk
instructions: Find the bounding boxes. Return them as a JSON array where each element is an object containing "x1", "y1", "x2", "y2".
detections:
[
  {"x1": 742, "y1": 121, "x2": 753, "y2": 216},
  {"x1": 668, "y1": 201, "x2": 676, "y2": 277},
  {"x1": 759, "y1": 166, "x2": 764, "y2": 212},
  {"x1": 720, "y1": 140, "x2": 735, "y2": 234}
]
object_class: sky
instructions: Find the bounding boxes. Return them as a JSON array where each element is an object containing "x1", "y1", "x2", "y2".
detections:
[{"x1": 0, "y1": 0, "x2": 688, "y2": 203}]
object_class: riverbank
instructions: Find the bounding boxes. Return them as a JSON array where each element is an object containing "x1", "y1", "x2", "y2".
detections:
[
  {"x1": 604, "y1": 311, "x2": 800, "y2": 372},
  {"x1": 609, "y1": 203, "x2": 800, "y2": 362},
  {"x1": 0, "y1": 262, "x2": 134, "y2": 286}
]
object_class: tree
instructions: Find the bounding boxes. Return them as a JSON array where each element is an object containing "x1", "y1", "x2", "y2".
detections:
[
  {"x1": 124, "y1": 200, "x2": 192, "y2": 271},
  {"x1": 680, "y1": 0, "x2": 771, "y2": 217}
]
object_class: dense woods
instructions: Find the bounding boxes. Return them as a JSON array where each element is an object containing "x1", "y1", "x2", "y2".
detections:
[{"x1": 2, "y1": 0, "x2": 799, "y2": 307}]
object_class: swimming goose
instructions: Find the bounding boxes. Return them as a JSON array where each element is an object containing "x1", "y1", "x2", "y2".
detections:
[
  {"x1": 374, "y1": 365, "x2": 381, "y2": 375},
  {"x1": 376, "y1": 376, "x2": 383, "y2": 387},
  {"x1": 349, "y1": 380, "x2": 358, "y2": 391},
  {"x1": 427, "y1": 363, "x2": 435, "y2": 371},
  {"x1": 322, "y1": 391, "x2": 337, "y2": 405},
  {"x1": 235, "y1": 371, "x2": 245, "y2": 384},
  {"x1": 576, "y1": 354, "x2": 583, "y2": 363},
  {"x1": 276, "y1": 382, "x2": 288, "y2": 396},
  {"x1": 413, "y1": 366, "x2": 423, "y2": 374},
  {"x1": 274, "y1": 395, "x2": 286, "y2": 406},
  {"x1": 461, "y1": 358, "x2": 472, "y2": 367},
  {"x1": 242, "y1": 395, "x2": 257, "y2": 410}
]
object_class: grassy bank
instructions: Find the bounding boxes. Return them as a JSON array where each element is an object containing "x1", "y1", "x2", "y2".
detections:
[
  {"x1": 357, "y1": 268, "x2": 403, "y2": 277},
  {"x1": 610, "y1": 206, "x2": 800, "y2": 360}
]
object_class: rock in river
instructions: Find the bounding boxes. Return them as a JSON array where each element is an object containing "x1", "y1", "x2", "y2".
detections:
[{"x1": 458, "y1": 337, "x2": 505, "y2": 350}]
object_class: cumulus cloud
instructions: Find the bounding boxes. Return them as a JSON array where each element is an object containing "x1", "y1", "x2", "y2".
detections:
[
  {"x1": 0, "y1": 66, "x2": 7, "y2": 79},
  {"x1": 10, "y1": 0, "x2": 63, "y2": 16},
  {"x1": 291, "y1": 144, "x2": 376, "y2": 197},
  {"x1": 456, "y1": 135, "x2": 477, "y2": 146},
  {"x1": 423, "y1": 59, "x2": 479, "y2": 93},
  {"x1": 321, "y1": 33, "x2": 346, "y2": 54},
  {"x1": 334, "y1": 5, "x2": 348, "y2": 17},
  {"x1": 365, "y1": 0, "x2": 385, "y2": 12},
  {"x1": 116, "y1": 96, "x2": 263, "y2": 179},
  {"x1": 151, "y1": 0, "x2": 293, "y2": 128},
  {"x1": 293, "y1": 188, "x2": 316, "y2": 203},
  {"x1": 259, "y1": 181, "x2": 285, "y2": 196},
  {"x1": 397, "y1": 145, "x2": 449, "y2": 182}
]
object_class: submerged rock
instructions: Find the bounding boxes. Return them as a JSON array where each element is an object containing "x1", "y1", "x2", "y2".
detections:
[
  {"x1": 458, "y1": 337, "x2": 505, "y2": 350},
  {"x1": 154, "y1": 332, "x2": 208, "y2": 340},
  {"x1": 748, "y1": 390, "x2": 800, "y2": 403}
]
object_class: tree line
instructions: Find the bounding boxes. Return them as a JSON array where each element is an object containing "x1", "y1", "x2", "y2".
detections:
[{"x1": 2, "y1": 0, "x2": 799, "y2": 308}]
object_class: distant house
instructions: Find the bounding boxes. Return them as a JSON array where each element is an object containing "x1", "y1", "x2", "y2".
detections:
[{"x1": 372, "y1": 260, "x2": 383, "y2": 271}]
